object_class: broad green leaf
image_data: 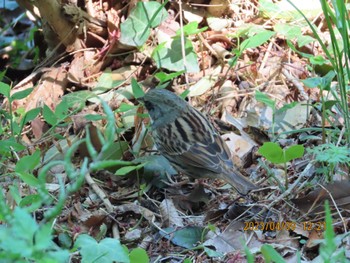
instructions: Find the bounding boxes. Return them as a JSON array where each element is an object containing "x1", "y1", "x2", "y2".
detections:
[
  {"x1": 323, "y1": 100, "x2": 338, "y2": 110},
  {"x1": 155, "y1": 71, "x2": 184, "y2": 83},
  {"x1": 17, "y1": 108, "x2": 40, "y2": 136},
  {"x1": 131, "y1": 78, "x2": 145, "y2": 99},
  {"x1": 152, "y1": 37, "x2": 199, "y2": 73},
  {"x1": 240, "y1": 30, "x2": 275, "y2": 51},
  {"x1": 115, "y1": 103, "x2": 138, "y2": 113},
  {"x1": 75, "y1": 234, "x2": 129, "y2": 263},
  {"x1": 302, "y1": 70, "x2": 335, "y2": 90},
  {"x1": 258, "y1": 142, "x2": 284, "y2": 164},
  {"x1": 0, "y1": 139, "x2": 26, "y2": 154},
  {"x1": 255, "y1": 91, "x2": 276, "y2": 109},
  {"x1": 161, "y1": 226, "x2": 205, "y2": 249},
  {"x1": 0, "y1": 82, "x2": 11, "y2": 98},
  {"x1": 20, "y1": 107, "x2": 41, "y2": 128},
  {"x1": 58, "y1": 91, "x2": 94, "y2": 111},
  {"x1": 204, "y1": 247, "x2": 224, "y2": 258},
  {"x1": 100, "y1": 141, "x2": 129, "y2": 161},
  {"x1": 284, "y1": 145, "x2": 304, "y2": 162},
  {"x1": 301, "y1": 77, "x2": 322, "y2": 88},
  {"x1": 43, "y1": 104, "x2": 58, "y2": 126},
  {"x1": 297, "y1": 35, "x2": 315, "y2": 47},
  {"x1": 58, "y1": 233, "x2": 73, "y2": 249},
  {"x1": 129, "y1": 248, "x2": 149, "y2": 263},
  {"x1": 309, "y1": 55, "x2": 329, "y2": 65},
  {"x1": 274, "y1": 24, "x2": 301, "y2": 39},
  {"x1": 94, "y1": 70, "x2": 125, "y2": 94},
  {"x1": 120, "y1": 1, "x2": 168, "y2": 47},
  {"x1": 16, "y1": 172, "x2": 40, "y2": 187},
  {"x1": 261, "y1": 244, "x2": 285, "y2": 263},
  {"x1": 33, "y1": 223, "x2": 52, "y2": 250},
  {"x1": 11, "y1": 88, "x2": 34, "y2": 101},
  {"x1": 15, "y1": 150, "x2": 41, "y2": 173},
  {"x1": 115, "y1": 163, "x2": 147, "y2": 176},
  {"x1": 84, "y1": 114, "x2": 105, "y2": 121},
  {"x1": 175, "y1": 21, "x2": 207, "y2": 36},
  {"x1": 19, "y1": 194, "x2": 42, "y2": 211},
  {"x1": 277, "y1": 101, "x2": 298, "y2": 113}
]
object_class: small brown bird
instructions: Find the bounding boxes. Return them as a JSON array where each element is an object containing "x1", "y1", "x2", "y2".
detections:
[{"x1": 142, "y1": 88, "x2": 257, "y2": 195}]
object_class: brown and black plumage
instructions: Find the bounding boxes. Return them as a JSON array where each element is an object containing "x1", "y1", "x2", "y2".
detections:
[{"x1": 142, "y1": 88, "x2": 257, "y2": 195}]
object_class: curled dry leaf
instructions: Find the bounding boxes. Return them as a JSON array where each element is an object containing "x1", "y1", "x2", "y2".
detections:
[
  {"x1": 160, "y1": 199, "x2": 184, "y2": 228},
  {"x1": 10, "y1": 67, "x2": 67, "y2": 112},
  {"x1": 291, "y1": 181, "x2": 350, "y2": 214}
]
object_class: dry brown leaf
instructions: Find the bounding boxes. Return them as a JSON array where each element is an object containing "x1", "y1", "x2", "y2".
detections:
[
  {"x1": 292, "y1": 181, "x2": 350, "y2": 214},
  {"x1": 10, "y1": 67, "x2": 67, "y2": 112},
  {"x1": 160, "y1": 199, "x2": 184, "y2": 228}
]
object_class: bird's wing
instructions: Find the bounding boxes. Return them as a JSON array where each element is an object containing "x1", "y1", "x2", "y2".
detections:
[{"x1": 162, "y1": 132, "x2": 232, "y2": 175}]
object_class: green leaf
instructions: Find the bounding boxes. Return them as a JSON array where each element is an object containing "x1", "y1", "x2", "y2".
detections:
[
  {"x1": 175, "y1": 21, "x2": 207, "y2": 36},
  {"x1": 120, "y1": 1, "x2": 168, "y2": 47},
  {"x1": 131, "y1": 79, "x2": 145, "y2": 99},
  {"x1": 161, "y1": 226, "x2": 205, "y2": 249},
  {"x1": 16, "y1": 172, "x2": 40, "y2": 187},
  {"x1": 261, "y1": 244, "x2": 285, "y2": 263},
  {"x1": 258, "y1": 142, "x2": 284, "y2": 164},
  {"x1": 152, "y1": 37, "x2": 200, "y2": 73},
  {"x1": 0, "y1": 139, "x2": 26, "y2": 154},
  {"x1": 309, "y1": 55, "x2": 329, "y2": 65},
  {"x1": 12, "y1": 207, "x2": 39, "y2": 241},
  {"x1": 19, "y1": 194, "x2": 42, "y2": 211},
  {"x1": 301, "y1": 76, "x2": 322, "y2": 88},
  {"x1": 58, "y1": 233, "x2": 73, "y2": 249},
  {"x1": 43, "y1": 104, "x2": 58, "y2": 126},
  {"x1": 297, "y1": 35, "x2": 315, "y2": 47},
  {"x1": 323, "y1": 100, "x2": 338, "y2": 110},
  {"x1": 75, "y1": 234, "x2": 130, "y2": 263},
  {"x1": 204, "y1": 247, "x2": 223, "y2": 258},
  {"x1": 255, "y1": 91, "x2": 276, "y2": 109},
  {"x1": 129, "y1": 248, "x2": 149, "y2": 263},
  {"x1": 259, "y1": 142, "x2": 304, "y2": 164},
  {"x1": 277, "y1": 101, "x2": 298, "y2": 113},
  {"x1": 115, "y1": 103, "x2": 138, "y2": 113},
  {"x1": 274, "y1": 24, "x2": 301, "y2": 39},
  {"x1": 15, "y1": 149, "x2": 41, "y2": 173},
  {"x1": 10, "y1": 88, "x2": 34, "y2": 101},
  {"x1": 240, "y1": 30, "x2": 275, "y2": 51},
  {"x1": 94, "y1": 70, "x2": 125, "y2": 94},
  {"x1": 284, "y1": 145, "x2": 304, "y2": 162},
  {"x1": 0, "y1": 82, "x2": 11, "y2": 98},
  {"x1": 100, "y1": 141, "x2": 129, "y2": 161},
  {"x1": 301, "y1": 71, "x2": 336, "y2": 90},
  {"x1": 20, "y1": 107, "x2": 41, "y2": 128},
  {"x1": 115, "y1": 163, "x2": 147, "y2": 176},
  {"x1": 34, "y1": 223, "x2": 52, "y2": 250},
  {"x1": 84, "y1": 114, "x2": 105, "y2": 121},
  {"x1": 58, "y1": 91, "x2": 93, "y2": 111},
  {"x1": 155, "y1": 71, "x2": 185, "y2": 83}
]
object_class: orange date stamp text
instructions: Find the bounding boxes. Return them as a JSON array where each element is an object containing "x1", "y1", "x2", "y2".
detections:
[{"x1": 243, "y1": 221, "x2": 326, "y2": 231}]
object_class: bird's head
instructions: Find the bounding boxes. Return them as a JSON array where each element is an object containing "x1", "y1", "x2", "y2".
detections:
[{"x1": 141, "y1": 89, "x2": 188, "y2": 128}]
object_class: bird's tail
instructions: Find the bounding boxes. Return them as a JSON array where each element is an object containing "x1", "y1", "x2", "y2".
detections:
[{"x1": 223, "y1": 170, "x2": 257, "y2": 195}]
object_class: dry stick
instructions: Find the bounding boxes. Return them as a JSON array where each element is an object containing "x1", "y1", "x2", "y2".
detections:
[
  {"x1": 198, "y1": 33, "x2": 221, "y2": 62},
  {"x1": 256, "y1": 162, "x2": 314, "y2": 218},
  {"x1": 318, "y1": 184, "x2": 349, "y2": 245},
  {"x1": 336, "y1": 127, "x2": 346, "y2": 147},
  {"x1": 281, "y1": 68, "x2": 309, "y2": 100},
  {"x1": 85, "y1": 172, "x2": 120, "y2": 239},
  {"x1": 259, "y1": 40, "x2": 274, "y2": 72}
]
